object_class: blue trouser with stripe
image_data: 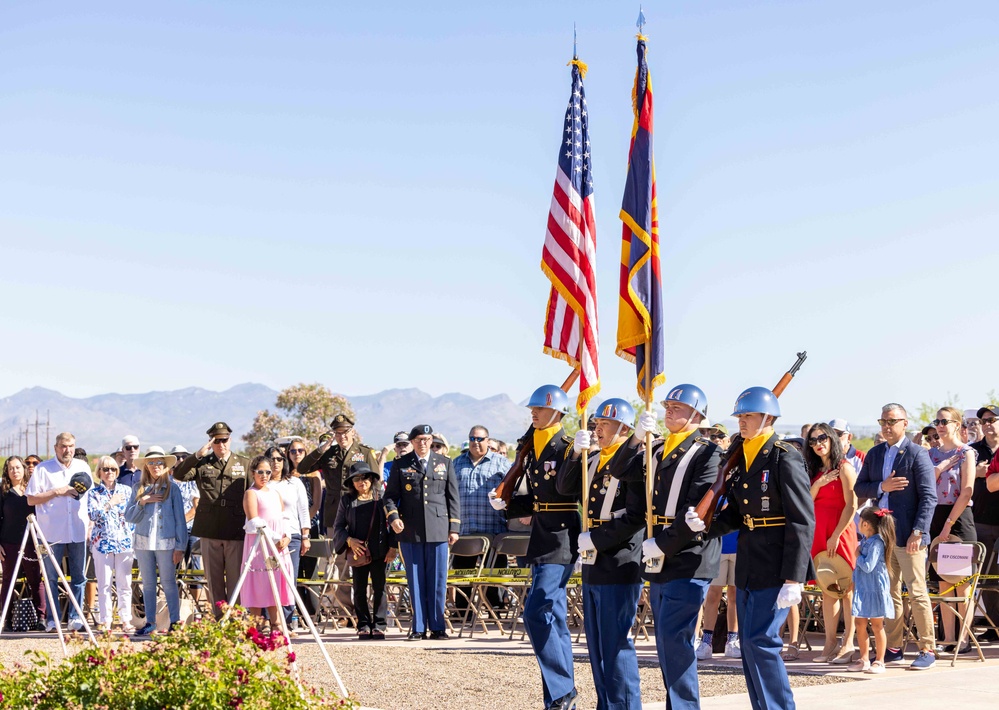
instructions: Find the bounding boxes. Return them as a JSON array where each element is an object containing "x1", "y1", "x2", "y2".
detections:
[
  {"x1": 583, "y1": 582, "x2": 643, "y2": 710},
  {"x1": 524, "y1": 563, "x2": 575, "y2": 707},
  {"x1": 737, "y1": 585, "x2": 796, "y2": 710},
  {"x1": 650, "y1": 578, "x2": 710, "y2": 710},
  {"x1": 400, "y1": 541, "x2": 448, "y2": 633}
]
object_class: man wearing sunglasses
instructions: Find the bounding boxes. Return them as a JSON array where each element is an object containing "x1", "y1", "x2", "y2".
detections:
[
  {"x1": 972, "y1": 404, "x2": 999, "y2": 642},
  {"x1": 118, "y1": 435, "x2": 142, "y2": 488},
  {"x1": 853, "y1": 403, "x2": 937, "y2": 669},
  {"x1": 173, "y1": 421, "x2": 249, "y2": 618}
]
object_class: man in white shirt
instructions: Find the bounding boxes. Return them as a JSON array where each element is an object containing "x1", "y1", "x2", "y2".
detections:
[{"x1": 25, "y1": 431, "x2": 91, "y2": 632}]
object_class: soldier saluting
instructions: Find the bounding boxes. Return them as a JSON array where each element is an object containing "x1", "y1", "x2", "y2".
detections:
[
  {"x1": 298, "y1": 413, "x2": 379, "y2": 616},
  {"x1": 173, "y1": 421, "x2": 249, "y2": 618}
]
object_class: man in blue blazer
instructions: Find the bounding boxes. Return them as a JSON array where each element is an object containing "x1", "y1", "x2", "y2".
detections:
[{"x1": 854, "y1": 403, "x2": 937, "y2": 670}]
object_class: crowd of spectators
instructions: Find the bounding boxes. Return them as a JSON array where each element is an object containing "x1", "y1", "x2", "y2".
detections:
[{"x1": 1, "y1": 403, "x2": 998, "y2": 685}]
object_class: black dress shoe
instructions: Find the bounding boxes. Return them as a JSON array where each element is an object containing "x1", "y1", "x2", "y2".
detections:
[
  {"x1": 546, "y1": 687, "x2": 578, "y2": 710},
  {"x1": 406, "y1": 630, "x2": 427, "y2": 641},
  {"x1": 977, "y1": 629, "x2": 999, "y2": 643},
  {"x1": 429, "y1": 630, "x2": 450, "y2": 640}
]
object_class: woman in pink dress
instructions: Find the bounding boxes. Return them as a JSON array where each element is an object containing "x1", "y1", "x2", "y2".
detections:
[
  {"x1": 241, "y1": 455, "x2": 294, "y2": 628},
  {"x1": 805, "y1": 422, "x2": 859, "y2": 663}
]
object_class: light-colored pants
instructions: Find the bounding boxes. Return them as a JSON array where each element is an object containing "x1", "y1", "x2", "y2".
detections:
[
  {"x1": 201, "y1": 538, "x2": 243, "y2": 618},
  {"x1": 91, "y1": 547, "x2": 133, "y2": 626},
  {"x1": 886, "y1": 544, "x2": 935, "y2": 651}
]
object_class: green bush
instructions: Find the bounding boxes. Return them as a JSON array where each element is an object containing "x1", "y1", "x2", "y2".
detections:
[{"x1": 0, "y1": 604, "x2": 358, "y2": 709}]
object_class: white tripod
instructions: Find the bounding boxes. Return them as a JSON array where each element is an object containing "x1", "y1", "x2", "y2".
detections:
[
  {"x1": 0, "y1": 514, "x2": 97, "y2": 654},
  {"x1": 221, "y1": 524, "x2": 348, "y2": 697}
]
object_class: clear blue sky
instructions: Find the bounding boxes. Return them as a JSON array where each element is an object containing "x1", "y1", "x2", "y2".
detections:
[{"x1": 1, "y1": 1, "x2": 997, "y2": 428}]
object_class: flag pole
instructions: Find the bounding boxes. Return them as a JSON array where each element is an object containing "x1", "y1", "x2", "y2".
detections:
[
  {"x1": 579, "y1": 320, "x2": 590, "y2": 538},
  {"x1": 644, "y1": 341, "x2": 654, "y2": 540}
]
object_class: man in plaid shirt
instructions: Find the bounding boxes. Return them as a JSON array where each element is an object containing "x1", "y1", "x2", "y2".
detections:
[{"x1": 452, "y1": 425, "x2": 512, "y2": 606}]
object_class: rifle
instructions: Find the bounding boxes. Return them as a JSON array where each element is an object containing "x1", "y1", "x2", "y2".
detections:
[
  {"x1": 494, "y1": 368, "x2": 580, "y2": 505},
  {"x1": 692, "y1": 351, "x2": 808, "y2": 527}
]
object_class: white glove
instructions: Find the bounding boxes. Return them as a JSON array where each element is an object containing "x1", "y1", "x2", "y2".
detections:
[
  {"x1": 684, "y1": 506, "x2": 706, "y2": 533},
  {"x1": 488, "y1": 490, "x2": 507, "y2": 511},
  {"x1": 776, "y1": 582, "x2": 802, "y2": 609},
  {"x1": 635, "y1": 412, "x2": 660, "y2": 440},
  {"x1": 641, "y1": 537, "x2": 664, "y2": 563},
  {"x1": 244, "y1": 516, "x2": 268, "y2": 534},
  {"x1": 573, "y1": 430, "x2": 593, "y2": 455},
  {"x1": 577, "y1": 532, "x2": 595, "y2": 552}
]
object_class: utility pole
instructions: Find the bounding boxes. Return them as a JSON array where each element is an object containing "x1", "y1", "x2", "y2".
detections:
[
  {"x1": 34, "y1": 409, "x2": 40, "y2": 456},
  {"x1": 46, "y1": 409, "x2": 51, "y2": 458}
]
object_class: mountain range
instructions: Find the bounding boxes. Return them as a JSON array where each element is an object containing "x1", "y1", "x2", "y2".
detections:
[{"x1": 0, "y1": 385, "x2": 532, "y2": 456}]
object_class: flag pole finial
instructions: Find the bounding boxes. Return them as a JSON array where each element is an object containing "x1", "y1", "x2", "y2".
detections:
[
  {"x1": 573, "y1": 22, "x2": 577, "y2": 59},
  {"x1": 636, "y1": 6, "x2": 646, "y2": 38}
]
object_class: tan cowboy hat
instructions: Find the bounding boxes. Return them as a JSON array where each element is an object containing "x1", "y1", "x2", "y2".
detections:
[
  {"x1": 814, "y1": 551, "x2": 853, "y2": 598},
  {"x1": 929, "y1": 534, "x2": 967, "y2": 585},
  {"x1": 135, "y1": 445, "x2": 177, "y2": 470}
]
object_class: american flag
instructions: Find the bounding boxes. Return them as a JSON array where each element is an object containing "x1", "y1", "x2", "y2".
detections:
[{"x1": 541, "y1": 58, "x2": 600, "y2": 413}]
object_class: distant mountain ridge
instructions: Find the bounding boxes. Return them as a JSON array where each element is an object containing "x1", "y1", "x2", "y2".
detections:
[{"x1": 0, "y1": 384, "x2": 531, "y2": 455}]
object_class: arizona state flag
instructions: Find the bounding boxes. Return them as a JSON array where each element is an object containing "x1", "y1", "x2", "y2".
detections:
[{"x1": 617, "y1": 35, "x2": 664, "y2": 402}]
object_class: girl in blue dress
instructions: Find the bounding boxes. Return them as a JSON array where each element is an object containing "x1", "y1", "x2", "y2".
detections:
[{"x1": 849, "y1": 507, "x2": 896, "y2": 674}]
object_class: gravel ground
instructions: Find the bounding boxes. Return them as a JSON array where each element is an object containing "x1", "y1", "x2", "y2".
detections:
[{"x1": 0, "y1": 633, "x2": 852, "y2": 709}]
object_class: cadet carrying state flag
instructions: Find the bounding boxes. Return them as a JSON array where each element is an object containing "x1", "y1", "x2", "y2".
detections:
[
  {"x1": 541, "y1": 56, "x2": 600, "y2": 413},
  {"x1": 616, "y1": 35, "x2": 664, "y2": 402}
]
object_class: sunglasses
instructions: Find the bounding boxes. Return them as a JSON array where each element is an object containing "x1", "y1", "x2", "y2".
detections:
[
  {"x1": 924, "y1": 432, "x2": 941, "y2": 441},
  {"x1": 253, "y1": 469, "x2": 272, "y2": 476},
  {"x1": 877, "y1": 418, "x2": 905, "y2": 427},
  {"x1": 468, "y1": 436, "x2": 487, "y2": 443},
  {"x1": 807, "y1": 433, "x2": 830, "y2": 447},
  {"x1": 289, "y1": 448, "x2": 306, "y2": 454},
  {"x1": 709, "y1": 433, "x2": 725, "y2": 441},
  {"x1": 268, "y1": 455, "x2": 285, "y2": 462},
  {"x1": 431, "y1": 443, "x2": 447, "y2": 450},
  {"x1": 394, "y1": 442, "x2": 410, "y2": 448},
  {"x1": 931, "y1": 419, "x2": 958, "y2": 427},
  {"x1": 100, "y1": 467, "x2": 119, "y2": 473},
  {"x1": 983, "y1": 418, "x2": 998, "y2": 426},
  {"x1": 147, "y1": 460, "x2": 166, "y2": 467},
  {"x1": 124, "y1": 445, "x2": 140, "y2": 451},
  {"x1": 213, "y1": 438, "x2": 230, "y2": 444}
]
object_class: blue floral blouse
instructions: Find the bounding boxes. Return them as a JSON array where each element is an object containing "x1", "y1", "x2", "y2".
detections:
[{"x1": 86, "y1": 483, "x2": 134, "y2": 554}]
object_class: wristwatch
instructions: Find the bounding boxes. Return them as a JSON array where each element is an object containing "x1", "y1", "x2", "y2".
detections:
[{"x1": 911, "y1": 529, "x2": 922, "y2": 536}]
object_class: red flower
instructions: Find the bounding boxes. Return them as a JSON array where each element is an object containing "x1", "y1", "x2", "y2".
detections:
[{"x1": 287, "y1": 652, "x2": 296, "y2": 663}]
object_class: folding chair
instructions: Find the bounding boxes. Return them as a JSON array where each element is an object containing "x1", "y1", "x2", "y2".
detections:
[
  {"x1": 927, "y1": 540, "x2": 987, "y2": 666},
  {"x1": 632, "y1": 581, "x2": 653, "y2": 641},
  {"x1": 298, "y1": 538, "x2": 346, "y2": 632},
  {"x1": 459, "y1": 533, "x2": 532, "y2": 637},
  {"x1": 972, "y1": 536, "x2": 999, "y2": 638},
  {"x1": 445, "y1": 535, "x2": 490, "y2": 632}
]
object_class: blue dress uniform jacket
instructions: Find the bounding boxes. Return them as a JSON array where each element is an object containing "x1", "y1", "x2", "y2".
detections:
[
  {"x1": 555, "y1": 446, "x2": 645, "y2": 585},
  {"x1": 613, "y1": 431, "x2": 722, "y2": 582},
  {"x1": 384, "y1": 451, "x2": 460, "y2": 543},
  {"x1": 507, "y1": 428, "x2": 580, "y2": 565},
  {"x1": 711, "y1": 434, "x2": 814, "y2": 589}
]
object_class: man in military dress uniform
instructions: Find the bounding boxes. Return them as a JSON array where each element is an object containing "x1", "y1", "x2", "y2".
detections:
[
  {"x1": 384, "y1": 424, "x2": 460, "y2": 640},
  {"x1": 557, "y1": 398, "x2": 646, "y2": 710},
  {"x1": 490, "y1": 385, "x2": 579, "y2": 710},
  {"x1": 298, "y1": 413, "x2": 379, "y2": 616},
  {"x1": 173, "y1": 421, "x2": 249, "y2": 618},
  {"x1": 614, "y1": 384, "x2": 722, "y2": 710},
  {"x1": 687, "y1": 387, "x2": 814, "y2": 710}
]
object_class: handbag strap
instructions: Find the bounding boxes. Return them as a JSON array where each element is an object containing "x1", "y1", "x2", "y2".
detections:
[{"x1": 360, "y1": 497, "x2": 377, "y2": 544}]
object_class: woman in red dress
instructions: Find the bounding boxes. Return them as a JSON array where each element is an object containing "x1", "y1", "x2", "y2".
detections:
[{"x1": 806, "y1": 422, "x2": 859, "y2": 663}]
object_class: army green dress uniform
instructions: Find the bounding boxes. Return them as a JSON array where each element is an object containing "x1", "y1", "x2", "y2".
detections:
[
  {"x1": 296, "y1": 414, "x2": 379, "y2": 615},
  {"x1": 173, "y1": 422, "x2": 249, "y2": 617}
]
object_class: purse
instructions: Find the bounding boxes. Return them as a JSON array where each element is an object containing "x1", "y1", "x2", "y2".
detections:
[
  {"x1": 346, "y1": 500, "x2": 377, "y2": 568},
  {"x1": 11, "y1": 597, "x2": 38, "y2": 632}
]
